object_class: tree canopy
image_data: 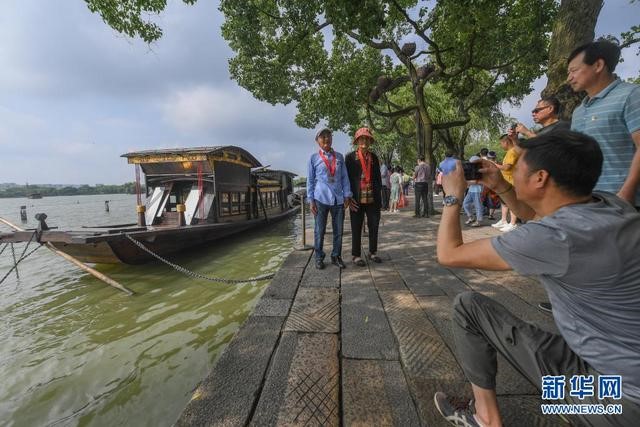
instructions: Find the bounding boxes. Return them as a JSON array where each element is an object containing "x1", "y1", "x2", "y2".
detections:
[{"x1": 219, "y1": 0, "x2": 556, "y2": 164}]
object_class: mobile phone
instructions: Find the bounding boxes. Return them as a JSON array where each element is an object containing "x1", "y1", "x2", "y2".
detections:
[{"x1": 462, "y1": 161, "x2": 482, "y2": 180}]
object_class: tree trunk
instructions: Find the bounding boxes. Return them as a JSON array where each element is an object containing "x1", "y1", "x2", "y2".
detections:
[{"x1": 542, "y1": 0, "x2": 603, "y2": 120}]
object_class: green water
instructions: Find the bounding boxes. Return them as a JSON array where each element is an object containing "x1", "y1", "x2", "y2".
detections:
[{"x1": 0, "y1": 194, "x2": 300, "y2": 426}]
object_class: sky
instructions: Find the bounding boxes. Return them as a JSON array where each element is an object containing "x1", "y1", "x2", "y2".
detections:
[{"x1": 1, "y1": 1, "x2": 638, "y2": 185}]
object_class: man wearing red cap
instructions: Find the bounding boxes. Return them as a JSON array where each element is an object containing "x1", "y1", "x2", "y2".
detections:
[
  {"x1": 345, "y1": 127, "x2": 383, "y2": 266},
  {"x1": 306, "y1": 127, "x2": 353, "y2": 269}
]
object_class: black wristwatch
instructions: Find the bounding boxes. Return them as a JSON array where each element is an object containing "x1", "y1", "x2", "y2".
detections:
[{"x1": 443, "y1": 195, "x2": 460, "y2": 207}]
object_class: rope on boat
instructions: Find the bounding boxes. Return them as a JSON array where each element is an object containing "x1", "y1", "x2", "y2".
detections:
[
  {"x1": 123, "y1": 234, "x2": 275, "y2": 284},
  {"x1": 0, "y1": 243, "x2": 42, "y2": 285}
]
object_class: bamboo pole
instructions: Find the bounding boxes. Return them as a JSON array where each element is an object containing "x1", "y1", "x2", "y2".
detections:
[{"x1": 0, "y1": 217, "x2": 135, "y2": 296}]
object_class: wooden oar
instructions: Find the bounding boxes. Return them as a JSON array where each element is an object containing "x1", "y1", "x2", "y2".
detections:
[{"x1": 0, "y1": 217, "x2": 135, "y2": 296}]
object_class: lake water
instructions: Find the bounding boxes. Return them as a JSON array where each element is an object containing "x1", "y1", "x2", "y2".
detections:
[{"x1": 0, "y1": 194, "x2": 301, "y2": 426}]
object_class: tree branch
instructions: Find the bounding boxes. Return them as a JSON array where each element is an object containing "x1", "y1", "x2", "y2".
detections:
[
  {"x1": 620, "y1": 36, "x2": 640, "y2": 49},
  {"x1": 388, "y1": 0, "x2": 447, "y2": 71},
  {"x1": 462, "y1": 73, "x2": 501, "y2": 112},
  {"x1": 346, "y1": 30, "x2": 393, "y2": 50},
  {"x1": 432, "y1": 116, "x2": 471, "y2": 130},
  {"x1": 368, "y1": 101, "x2": 417, "y2": 118}
]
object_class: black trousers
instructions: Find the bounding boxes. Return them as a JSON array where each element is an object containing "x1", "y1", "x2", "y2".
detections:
[
  {"x1": 381, "y1": 186, "x2": 390, "y2": 210},
  {"x1": 414, "y1": 182, "x2": 429, "y2": 216},
  {"x1": 349, "y1": 203, "x2": 380, "y2": 258}
]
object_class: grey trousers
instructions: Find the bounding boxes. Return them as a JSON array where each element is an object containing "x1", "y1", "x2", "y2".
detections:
[{"x1": 452, "y1": 291, "x2": 640, "y2": 427}]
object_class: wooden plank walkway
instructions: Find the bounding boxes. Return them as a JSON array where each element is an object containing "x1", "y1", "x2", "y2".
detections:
[{"x1": 176, "y1": 195, "x2": 563, "y2": 426}]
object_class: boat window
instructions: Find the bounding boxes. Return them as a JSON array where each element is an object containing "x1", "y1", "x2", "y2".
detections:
[{"x1": 219, "y1": 192, "x2": 247, "y2": 216}]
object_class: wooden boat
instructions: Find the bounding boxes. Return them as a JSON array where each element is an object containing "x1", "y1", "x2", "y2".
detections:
[
  {"x1": 27, "y1": 193, "x2": 43, "y2": 199},
  {"x1": 0, "y1": 146, "x2": 300, "y2": 264}
]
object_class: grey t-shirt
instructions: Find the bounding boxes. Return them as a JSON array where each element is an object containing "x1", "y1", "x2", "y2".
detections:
[
  {"x1": 414, "y1": 163, "x2": 430, "y2": 183},
  {"x1": 492, "y1": 192, "x2": 640, "y2": 403}
]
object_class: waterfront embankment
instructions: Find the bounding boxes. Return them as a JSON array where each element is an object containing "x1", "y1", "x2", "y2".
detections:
[{"x1": 177, "y1": 197, "x2": 560, "y2": 426}]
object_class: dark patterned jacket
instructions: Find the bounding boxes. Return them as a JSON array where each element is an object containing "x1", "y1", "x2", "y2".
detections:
[{"x1": 345, "y1": 150, "x2": 383, "y2": 209}]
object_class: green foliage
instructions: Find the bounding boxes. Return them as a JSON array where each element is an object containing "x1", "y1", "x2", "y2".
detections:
[
  {"x1": 84, "y1": 0, "x2": 557, "y2": 162},
  {"x1": 219, "y1": 0, "x2": 555, "y2": 162},
  {"x1": 84, "y1": 0, "x2": 197, "y2": 43},
  {"x1": 0, "y1": 183, "x2": 139, "y2": 199}
]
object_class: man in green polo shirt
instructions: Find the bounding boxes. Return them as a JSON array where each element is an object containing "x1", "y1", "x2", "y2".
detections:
[{"x1": 568, "y1": 40, "x2": 640, "y2": 209}]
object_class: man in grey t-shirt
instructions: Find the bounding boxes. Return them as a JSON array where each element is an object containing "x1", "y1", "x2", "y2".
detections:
[{"x1": 434, "y1": 130, "x2": 640, "y2": 427}]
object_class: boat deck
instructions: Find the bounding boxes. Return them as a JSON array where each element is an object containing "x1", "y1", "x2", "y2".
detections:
[{"x1": 176, "y1": 195, "x2": 563, "y2": 426}]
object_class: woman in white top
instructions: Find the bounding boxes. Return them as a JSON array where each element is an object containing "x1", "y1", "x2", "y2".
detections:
[{"x1": 389, "y1": 166, "x2": 402, "y2": 212}]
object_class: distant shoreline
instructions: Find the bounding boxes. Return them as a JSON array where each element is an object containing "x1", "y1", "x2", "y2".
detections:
[{"x1": 0, "y1": 183, "x2": 142, "y2": 199}]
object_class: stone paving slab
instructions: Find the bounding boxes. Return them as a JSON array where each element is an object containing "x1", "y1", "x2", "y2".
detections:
[
  {"x1": 300, "y1": 259, "x2": 341, "y2": 288},
  {"x1": 341, "y1": 286, "x2": 398, "y2": 360},
  {"x1": 252, "y1": 297, "x2": 292, "y2": 317},
  {"x1": 342, "y1": 359, "x2": 421, "y2": 426},
  {"x1": 498, "y1": 395, "x2": 563, "y2": 426},
  {"x1": 340, "y1": 267, "x2": 374, "y2": 288},
  {"x1": 379, "y1": 290, "x2": 469, "y2": 425},
  {"x1": 415, "y1": 294, "x2": 538, "y2": 396},
  {"x1": 176, "y1": 315, "x2": 286, "y2": 427},
  {"x1": 179, "y1": 204, "x2": 568, "y2": 426},
  {"x1": 264, "y1": 268, "x2": 305, "y2": 300},
  {"x1": 284, "y1": 287, "x2": 339, "y2": 333},
  {"x1": 251, "y1": 332, "x2": 339, "y2": 427},
  {"x1": 449, "y1": 268, "x2": 558, "y2": 333},
  {"x1": 279, "y1": 250, "x2": 312, "y2": 270},
  {"x1": 478, "y1": 269, "x2": 550, "y2": 305}
]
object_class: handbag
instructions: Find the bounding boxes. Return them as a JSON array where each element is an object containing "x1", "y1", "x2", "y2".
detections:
[{"x1": 398, "y1": 192, "x2": 406, "y2": 208}]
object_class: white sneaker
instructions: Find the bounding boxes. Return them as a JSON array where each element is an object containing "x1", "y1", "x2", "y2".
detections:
[
  {"x1": 500, "y1": 223, "x2": 517, "y2": 232},
  {"x1": 491, "y1": 220, "x2": 506, "y2": 228}
]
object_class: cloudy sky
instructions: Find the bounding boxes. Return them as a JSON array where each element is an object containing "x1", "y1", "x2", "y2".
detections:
[{"x1": 1, "y1": 1, "x2": 638, "y2": 185}]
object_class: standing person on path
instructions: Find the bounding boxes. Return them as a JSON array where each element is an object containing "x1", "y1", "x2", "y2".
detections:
[
  {"x1": 491, "y1": 135, "x2": 519, "y2": 232},
  {"x1": 345, "y1": 127, "x2": 383, "y2": 266},
  {"x1": 462, "y1": 156, "x2": 484, "y2": 227},
  {"x1": 306, "y1": 128, "x2": 352, "y2": 270},
  {"x1": 389, "y1": 166, "x2": 402, "y2": 213},
  {"x1": 567, "y1": 40, "x2": 640, "y2": 209},
  {"x1": 413, "y1": 156, "x2": 431, "y2": 217},
  {"x1": 434, "y1": 130, "x2": 640, "y2": 427},
  {"x1": 380, "y1": 162, "x2": 391, "y2": 210}
]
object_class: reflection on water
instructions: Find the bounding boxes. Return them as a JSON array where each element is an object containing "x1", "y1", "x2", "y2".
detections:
[{"x1": 0, "y1": 194, "x2": 301, "y2": 426}]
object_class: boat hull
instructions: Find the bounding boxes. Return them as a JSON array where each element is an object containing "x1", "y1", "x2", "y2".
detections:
[{"x1": 34, "y1": 207, "x2": 299, "y2": 265}]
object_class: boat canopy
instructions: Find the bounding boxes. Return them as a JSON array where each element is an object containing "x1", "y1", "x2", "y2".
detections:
[{"x1": 121, "y1": 146, "x2": 262, "y2": 169}]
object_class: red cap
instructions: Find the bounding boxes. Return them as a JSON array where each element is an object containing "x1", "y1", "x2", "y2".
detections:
[{"x1": 353, "y1": 127, "x2": 374, "y2": 144}]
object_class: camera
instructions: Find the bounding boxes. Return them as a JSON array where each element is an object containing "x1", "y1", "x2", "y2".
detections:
[{"x1": 462, "y1": 161, "x2": 482, "y2": 180}]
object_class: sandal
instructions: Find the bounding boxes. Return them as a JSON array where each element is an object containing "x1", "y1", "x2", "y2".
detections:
[
  {"x1": 368, "y1": 253, "x2": 382, "y2": 263},
  {"x1": 352, "y1": 257, "x2": 366, "y2": 267}
]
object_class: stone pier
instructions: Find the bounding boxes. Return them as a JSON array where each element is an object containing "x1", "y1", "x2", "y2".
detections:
[{"x1": 176, "y1": 196, "x2": 561, "y2": 426}]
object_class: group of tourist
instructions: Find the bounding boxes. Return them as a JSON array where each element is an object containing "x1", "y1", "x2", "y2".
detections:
[
  {"x1": 434, "y1": 40, "x2": 640, "y2": 427},
  {"x1": 306, "y1": 126, "x2": 382, "y2": 269},
  {"x1": 307, "y1": 127, "x2": 434, "y2": 269},
  {"x1": 307, "y1": 39, "x2": 639, "y2": 427}
]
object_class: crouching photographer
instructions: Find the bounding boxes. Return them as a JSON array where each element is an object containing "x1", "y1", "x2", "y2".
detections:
[{"x1": 433, "y1": 130, "x2": 640, "y2": 427}]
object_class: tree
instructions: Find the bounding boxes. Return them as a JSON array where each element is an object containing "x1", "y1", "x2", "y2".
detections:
[
  {"x1": 541, "y1": 0, "x2": 604, "y2": 119},
  {"x1": 84, "y1": 0, "x2": 197, "y2": 43},
  {"x1": 219, "y1": 0, "x2": 556, "y2": 168}
]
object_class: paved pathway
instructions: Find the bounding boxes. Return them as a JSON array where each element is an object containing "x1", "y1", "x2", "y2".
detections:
[{"x1": 176, "y1": 196, "x2": 562, "y2": 426}]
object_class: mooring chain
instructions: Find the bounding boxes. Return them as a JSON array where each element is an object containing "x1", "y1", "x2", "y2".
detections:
[
  {"x1": 0, "y1": 244, "x2": 42, "y2": 285},
  {"x1": 123, "y1": 233, "x2": 275, "y2": 284}
]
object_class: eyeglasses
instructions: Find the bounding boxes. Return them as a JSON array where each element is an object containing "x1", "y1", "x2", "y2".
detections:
[{"x1": 531, "y1": 105, "x2": 551, "y2": 114}]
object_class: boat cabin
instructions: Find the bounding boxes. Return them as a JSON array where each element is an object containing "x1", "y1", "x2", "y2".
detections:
[{"x1": 122, "y1": 146, "x2": 296, "y2": 227}]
